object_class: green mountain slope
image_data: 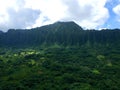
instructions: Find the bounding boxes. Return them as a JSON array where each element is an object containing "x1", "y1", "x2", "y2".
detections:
[
  {"x1": 0, "y1": 22, "x2": 120, "y2": 90},
  {"x1": 0, "y1": 21, "x2": 120, "y2": 47}
]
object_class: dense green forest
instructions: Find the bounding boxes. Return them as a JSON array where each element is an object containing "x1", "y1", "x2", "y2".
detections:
[{"x1": 0, "y1": 22, "x2": 120, "y2": 90}]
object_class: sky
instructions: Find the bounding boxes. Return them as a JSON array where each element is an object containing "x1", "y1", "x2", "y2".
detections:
[{"x1": 0, "y1": 0, "x2": 120, "y2": 32}]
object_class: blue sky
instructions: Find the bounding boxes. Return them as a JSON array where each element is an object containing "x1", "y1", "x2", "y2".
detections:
[
  {"x1": 0, "y1": 0, "x2": 120, "y2": 31},
  {"x1": 104, "y1": 0, "x2": 120, "y2": 29}
]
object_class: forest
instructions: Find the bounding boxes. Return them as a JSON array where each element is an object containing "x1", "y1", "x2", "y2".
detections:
[{"x1": 0, "y1": 21, "x2": 120, "y2": 90}]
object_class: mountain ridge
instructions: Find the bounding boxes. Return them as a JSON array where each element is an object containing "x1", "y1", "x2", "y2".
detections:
[
  {"x1": 0, "y1": 21, "x2": 120, "y2": 33},
  {"x1": 0, "y1": 21, "x2": 120, "y2": 47}
]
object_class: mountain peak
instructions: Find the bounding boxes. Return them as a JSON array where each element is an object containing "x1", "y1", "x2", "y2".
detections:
[
  {"x1": 50, "y1": 21, "x2": 83, "y2": 31},
  {"x1": 0, "y1": 30, "x2": 4, "y2": 34},
  {"x1": 54, "y1": 21, "x2": 80, "y2": 27},
  {"x1": 54, "y1": 21, "x2": 76, "y2": 24},
  {"x1": 36, "y1": 21, "x2": 83, "y2": 32}
]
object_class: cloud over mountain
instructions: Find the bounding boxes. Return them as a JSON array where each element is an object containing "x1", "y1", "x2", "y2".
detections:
[
  {"x1": 0, "y1": 0, "x2": 111, "y2": 31},
  {"x1": 61, "y1": 0, "x2": 109, "y2": 29}
]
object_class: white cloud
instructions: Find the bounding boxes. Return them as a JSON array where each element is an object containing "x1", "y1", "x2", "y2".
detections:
[
  {"x1": 61, "y1": 0, "x2": 109, "y2": 29},
  {"x1": 7, "y1": 8, "x2": 40, "y2": 29},
  {"x1": 0, "y1": 0, "x2": 109, "y2": 31},
  {"x1": 24, "y1": 0, "x2": 67, "y2": 27},
  {"x1": 113, "y1": 4, "x2": 120, "y2": 21},
  {"x1": 113, "y1": 5, "x2": 120, "y2": 15},
  {"x1": 0, "y1": 0, "x2": 40, "y2": 31}
]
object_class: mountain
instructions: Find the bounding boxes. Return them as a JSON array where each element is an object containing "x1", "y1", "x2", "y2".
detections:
[
  {"x1": 0, "y1": 31, "x2": 3, "y2": 34},
  {"x1": 0, "y1": 22, "x2": 120, "y2": 90},
  {"x1": 0, "y1": 21, "x2": 120, "y2": 47},
  {"x1": 48, "y1": 21, "x2": 83, "y2": 31},
  {"x1": 31, "y1": 21, "x2": 83, "y2": 32}
]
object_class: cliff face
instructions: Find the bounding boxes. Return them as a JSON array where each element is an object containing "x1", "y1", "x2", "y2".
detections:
[{"x1": 0, "y1": 22, "x2": 120, "y2": 47}]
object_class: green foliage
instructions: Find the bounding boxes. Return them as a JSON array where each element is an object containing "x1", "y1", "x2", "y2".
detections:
[
  {"x1": 0, "y1": 44, "x2": 120, "y2": 90},
  {"x1": 92, "y1": 69, "x2": 100, "y2": 74},
  {"x1": 97, "y1": 55, "x2": 105, "y2": 60}
]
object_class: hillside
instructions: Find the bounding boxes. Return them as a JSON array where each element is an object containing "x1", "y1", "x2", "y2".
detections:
[
  {"x1": 0, "y1": 22, "x2": 120, "y2": 90},
  {"x1": 0, "y1": 21, "x2": 120, "y2": 47}
]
